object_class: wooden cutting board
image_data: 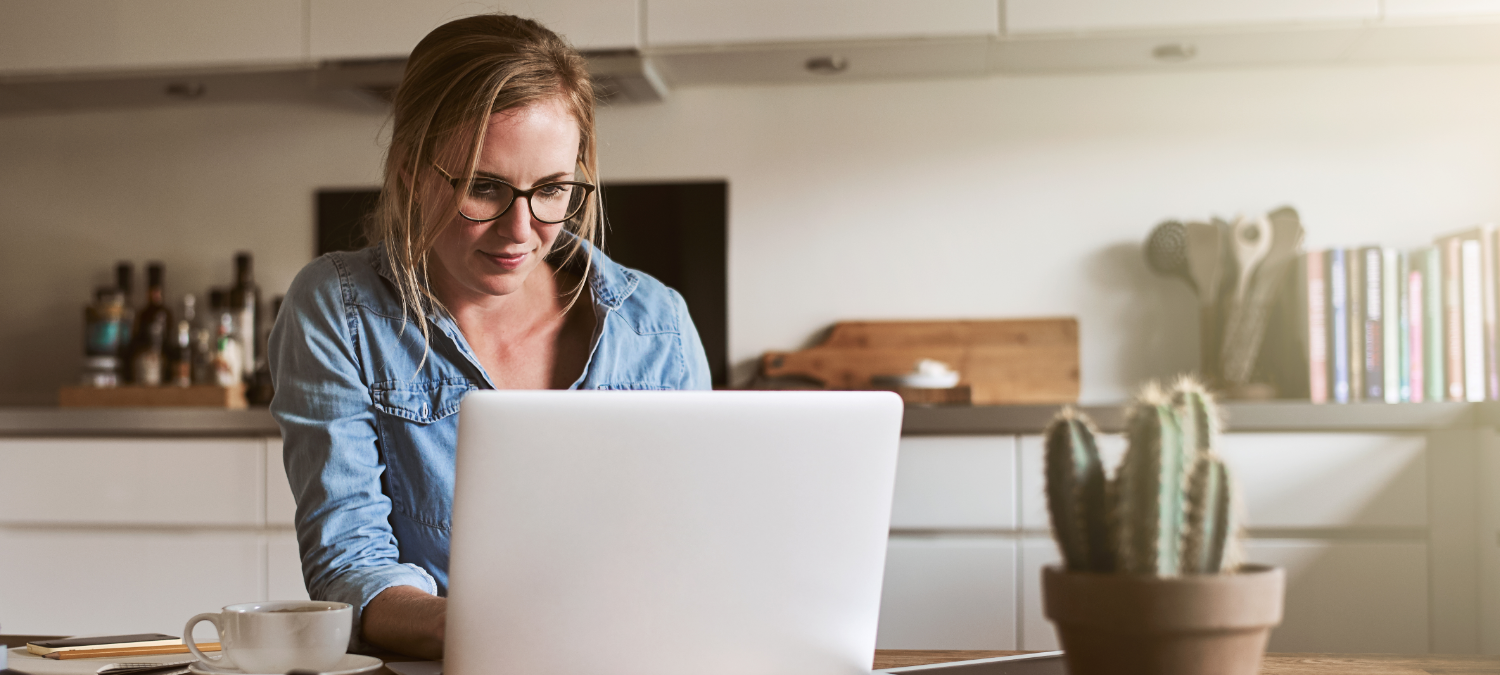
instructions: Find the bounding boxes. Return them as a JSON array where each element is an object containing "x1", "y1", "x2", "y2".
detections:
[{"x1": 761, "y1": 318, "x2": 1079, "y2": 405}]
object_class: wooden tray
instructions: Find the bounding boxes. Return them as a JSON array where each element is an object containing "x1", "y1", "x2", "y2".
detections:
[
  {"x1": 59, "y1": 384, "x2": 248, "y2": 409},
  {"x1": 761, "y1": 318, "x2": 1079, "y2": 405}
]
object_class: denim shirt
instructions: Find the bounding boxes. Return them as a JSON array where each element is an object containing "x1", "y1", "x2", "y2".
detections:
[{"x1": 267, "y1": 240, "x2": 711, "y2": 648}]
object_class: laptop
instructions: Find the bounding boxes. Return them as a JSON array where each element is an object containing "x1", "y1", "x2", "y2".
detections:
[{"x1": 442, "y1": 390, "x2": 905, "y2": 675}]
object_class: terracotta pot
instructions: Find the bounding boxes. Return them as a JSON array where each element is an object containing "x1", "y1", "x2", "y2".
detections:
[{"x1": 1043, "y1": 564, "x2": 1284, "y2": 675}]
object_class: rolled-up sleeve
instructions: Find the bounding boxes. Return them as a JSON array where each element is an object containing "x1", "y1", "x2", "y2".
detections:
[{"x1": 268, "y1": 257, "x2": 437, "y2": 651}]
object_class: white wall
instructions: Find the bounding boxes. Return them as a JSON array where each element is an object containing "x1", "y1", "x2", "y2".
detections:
[{"x1": 4, "y1": 63, "x2": 1500, "y2": 404}]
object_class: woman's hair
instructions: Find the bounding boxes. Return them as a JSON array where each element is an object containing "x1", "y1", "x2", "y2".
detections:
[{"x1": 366, "y1": 13, "x2": 598, "y2": 341}]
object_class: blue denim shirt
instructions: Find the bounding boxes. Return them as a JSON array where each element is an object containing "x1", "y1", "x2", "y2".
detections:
[{"x1": 267, "y1": 240, "x2": 711, "y2": 648}]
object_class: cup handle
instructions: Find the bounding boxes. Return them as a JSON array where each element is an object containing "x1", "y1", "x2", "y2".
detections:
[{"x1": 184, "y1": 612, "x2": 227, "y2": 668}]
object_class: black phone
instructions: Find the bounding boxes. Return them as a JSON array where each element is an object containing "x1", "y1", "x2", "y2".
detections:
[{"x1": 878, "y1": 652, "x2": 1068, "y2": 675}]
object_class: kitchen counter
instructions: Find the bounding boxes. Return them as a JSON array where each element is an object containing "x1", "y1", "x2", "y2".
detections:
[{"x1": 0, "y1": 400, "x2": 1489, "y2": 437}]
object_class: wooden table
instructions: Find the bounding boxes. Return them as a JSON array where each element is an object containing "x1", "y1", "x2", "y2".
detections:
[{"x1": 6, "y1": 638, "x2": 1499, "y2": 674}]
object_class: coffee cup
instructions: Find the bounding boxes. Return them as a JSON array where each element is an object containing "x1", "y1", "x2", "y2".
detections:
[{"x1": 184, "y1": 600, "x2": 351, "y2": 673}]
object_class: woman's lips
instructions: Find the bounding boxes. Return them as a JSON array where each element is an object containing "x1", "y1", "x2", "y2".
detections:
[{"x1": 482, "y1": 250, "x2": 529, "y2": 271}]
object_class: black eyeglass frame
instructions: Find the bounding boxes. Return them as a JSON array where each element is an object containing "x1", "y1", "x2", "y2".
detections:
[{"x1": 433, "y1": 164, "x2": 597, "y2": 225}]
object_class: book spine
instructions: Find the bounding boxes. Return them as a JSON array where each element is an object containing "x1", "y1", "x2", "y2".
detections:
[
  {"x1": 1363, "y1": 246, "x2": 1383, "y2": 401},
  {"x1": 1398, "y1": 250, "x2": 1412, "y2": 402},
  {"x1": 1329, "y1": 249, "x2": 1350, "y2": 404},
  {"x1": 1464, "y1": 238, "x2": 1486, "y2": 401},
  {"x1": 1444, "y1": 238, "x2": 1465, "y2": 401},
  {"x1": 1349, "y1": 248, "x2": 1366, "y2": 401},
  {"x1": 1422, "y1": 246, "x2": 1446, "y2": 402},
  {"x1": 1408, "y1": 254, "x2": 1424, "y2": 403},
  {"x1": 1306, "y1": 251, "x2": 1328, "y2": 404},
  {"x1": 1383, "y1": 248, "x2": 1399, "y2": 402},
  {"x1": 1484, "y1": 226, "x2": 1498, "y2": 399}
]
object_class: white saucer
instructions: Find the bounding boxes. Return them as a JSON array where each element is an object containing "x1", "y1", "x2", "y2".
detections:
[{"x1": 187, "y1": 654, "x2": 382, "y2": 675}]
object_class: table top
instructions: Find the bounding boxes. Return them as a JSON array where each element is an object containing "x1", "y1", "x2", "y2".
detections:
[{"x1": 6, "y1": 639, "x2": 1499, "y2": 675}]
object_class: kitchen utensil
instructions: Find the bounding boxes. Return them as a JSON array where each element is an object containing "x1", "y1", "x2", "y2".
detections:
[
  {"x1": 1231, "y1": 214, "x2": 1274, "y2": 304},
  {"x1": 1183, "y1": 221, "x2": 1225, "y2": 383},
  {"x1": 1219, "y1": 208, "x2": 1305, "y2": 387},
  {"x1": 761, "y1": 318, "x2": 1079, "y2": 405},
  {"x1": 1145, "y1": 220, "x2": 1191, "y2": 285}
]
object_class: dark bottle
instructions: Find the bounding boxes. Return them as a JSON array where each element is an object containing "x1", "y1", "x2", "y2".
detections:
[
  {"x1": 229, "y1": 252, "x2": 260, "y2": 385},
  {"x1": 115, "y1": 262, "x2": 135, "y2": 381},
  {"x1": 171, "y1": 293, "x2": 198, "y2": 387},
  {"x1": 129, "y1": 263, "x2": 174, "y2": 386}
]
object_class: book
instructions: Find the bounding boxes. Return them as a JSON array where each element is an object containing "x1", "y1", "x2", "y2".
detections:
[
  {"x1": 27, "y1": 634, "x2": 179, "y2": 656},
  {"x1": 1328, "y1": 249, "x2": 1351, "y2": 403},
  {"x1": 1306, "y1": 251, "x2": 1329, "y2": 403},
  {"x1": 1417, "y1": 246, "x2": 1446, "y2": 403},
  {"x1": 1384, "y1": 248, "x2": 1400, "y2": 403},
  {"x1": 1442, "y1": 236, "x2": 1465, "y2": 400},
  {"x1": 1361, "y1": 246, "x2": 1385, "y2": 401},
  {"x1": 1407, "y1": 251, "x2": 1423, "y2": 402},
  {"x1": 1348, "y1": 247, "x2": 1365, "y2": 401},
  {"x1": 1484, "y1": 226, "x2": 1499, "y2": 400},
  {"x1": 1463, "y1": 238, "x2": 1486, "y2": 401}
]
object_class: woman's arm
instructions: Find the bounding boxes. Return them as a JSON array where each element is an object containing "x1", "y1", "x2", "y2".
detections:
[
  {"x1": 363, "y1": 586, "x2": 447, "y2": 659},
  {"x1": 269, "y1": 256, "x2": 442, "y2": 654}
]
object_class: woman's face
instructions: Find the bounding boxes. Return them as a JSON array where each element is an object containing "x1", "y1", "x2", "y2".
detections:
[{"x1": 429, "y1": 97, "x2": 582, "y2": 302}]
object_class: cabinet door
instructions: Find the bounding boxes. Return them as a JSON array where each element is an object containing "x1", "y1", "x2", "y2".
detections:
[
  {"x1": 1004, "y1": 0, "x2": 1378, "y2": 34},
  {"x1": 1385, "y1": 0, "x2": 1500, "y2": 19},
  {"x1": 0, "y1": 438, "x2": 265, "y2": 526},
  {"x1": 268, "y1": 531, "x2": 311, "y2": 602},
  {"x1": 646, "y1": 0, "x2": 999, "y2": 47},
  {"x1": 877, "y1": 536, "x2": 1017, "y2": 649},
  {"x1": 1019, "y1": 433, "x2": 1427, "y2": 531},
  {"x1": 0, "y1": 529, "x2": 264, "y2": 636},
  {"x1": 266, "y1": 438, "x2": 297, "y2": 527},
  {"x1": 310, "y1": 0, "x2": 639, "y2": 61},
  {"x1": 891, "y1": 436, "x2": 1015, "y2": 530},
  {"x1": 0, "y1": 0, "x2": 305, "y2": 75},
  {"x1": 1017, "y1": 537, "x2": 1430, "y2": 653}
]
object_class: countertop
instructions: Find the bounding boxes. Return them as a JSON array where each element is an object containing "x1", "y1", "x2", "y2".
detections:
[{"x1": 1, "y1": 400, "x2": 1494, "y2": 437}]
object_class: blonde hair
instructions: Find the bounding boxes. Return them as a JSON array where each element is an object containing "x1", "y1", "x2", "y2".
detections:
[{"x1": 366, "y1": 13, "x2": 599, "y2": 345}]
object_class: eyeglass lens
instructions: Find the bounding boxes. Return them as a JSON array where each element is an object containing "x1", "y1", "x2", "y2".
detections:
[{"x1": 461, "y1": 180, "x2": 587, "y2": 223}]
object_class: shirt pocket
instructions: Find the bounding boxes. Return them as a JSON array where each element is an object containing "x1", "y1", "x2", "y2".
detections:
[{"x1": 372, "y1": 377, "x2": 475, "y2": 423}]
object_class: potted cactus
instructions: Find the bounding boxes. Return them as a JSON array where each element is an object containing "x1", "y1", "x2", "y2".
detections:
[{"x1": 1041, "y1": 379, "x2": 1283, "y2": 675}]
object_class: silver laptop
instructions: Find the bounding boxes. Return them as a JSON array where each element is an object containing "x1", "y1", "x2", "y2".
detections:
[{"x1": 442, "y1": 390, "x2": 904, "y2": 675}]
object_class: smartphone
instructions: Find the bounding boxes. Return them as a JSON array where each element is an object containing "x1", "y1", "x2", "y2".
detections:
[{"x1": 877, "y1": 652, "x2": 1067, "y2": 675}]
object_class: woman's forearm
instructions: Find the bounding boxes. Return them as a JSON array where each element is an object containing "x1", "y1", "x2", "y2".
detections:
[{"x1": 362, "y1": 585, "x2": 447, "y2": 659}]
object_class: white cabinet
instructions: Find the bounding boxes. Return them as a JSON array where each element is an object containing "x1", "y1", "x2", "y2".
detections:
[
  {"x1": 268, "y1": 531, "x2": 311, "y2": 602},
  {"x1": 876, "y1": 536, "x2": 1017, "y2": 650},
  {"x1": 309, "y1": 0, "x2": 639, "y2": 61},
  {"x1": 0, "y1": 438, "x2": 266, "y2": 526},
  {"x1": 645, "y1": 0, "x2": 999, "y2": 47},
  {"x1": 0, "y1": 529, "x2": 264, "y2": 636},
  {"x1": 1385, "y1": 0, "x2": 1500, "y2": 19},
  {"x1": 266, "y1": 438, "x2": 297, "y2": 527},
  {"x1": 1004, "y1": 0, "x2": 1379, "y2": 34},
  {"x1": 890, "y1": 436, "x2": 1015, "y2": 530},
  {"x1": 0, "y1": 0, "x2": 305, "y2": 75}
]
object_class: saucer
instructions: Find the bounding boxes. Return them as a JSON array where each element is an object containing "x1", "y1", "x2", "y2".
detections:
[{"x1": 188, "y1": 654, "x2": 382, "y2": 675}]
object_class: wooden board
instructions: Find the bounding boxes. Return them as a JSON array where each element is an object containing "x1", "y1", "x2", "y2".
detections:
[
  {"x1": 59, "y1": 384, "x2": 248, "y2": 409},
  {"x1": 761, "y1": 318, "x2": 1079, "y2": 405}
]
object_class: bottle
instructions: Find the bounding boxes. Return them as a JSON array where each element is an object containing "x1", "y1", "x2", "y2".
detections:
[
  {"x1": 82, "y1": 286, "x2": 125, "y2": 388},
  {"x1": 170, "y1": 294, "x2": 198, "y2": 388},
  {"x1": 210, "y1": 289, "x2": 244, "y2": 387},
  {"x1": 129, "y1": 262, "x2": 174, "y2": 386},
  {"x1": 246, "y1": 295, "x2": 281, "y2": 406},
  {"x1": 115, "y1": 262, "x2": 135, "y2": 381},
  {"x1": 229, "y1": 253, "x2": 260, "y2": 385}
]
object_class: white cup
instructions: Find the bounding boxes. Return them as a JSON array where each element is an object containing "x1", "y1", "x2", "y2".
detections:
[{"x1": 185, "y1": 600, "x2": 351, "y2": 673}]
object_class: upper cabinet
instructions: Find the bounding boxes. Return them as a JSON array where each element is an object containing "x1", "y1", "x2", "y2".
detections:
[
  {"x1": 0, "y1": 0, "x2": 305, "y2": 76},
  {"x1": 1384, "y1": 0, "x2": 1500, "y2": 19},
  {"x1": 645, "y1": 0, "x2": 999, "y2": 47},
  {"x1": 1004, "y1": 0, "x2": 1380, "y2": 34},
  {"x1": 309, "y1": 0, "x2": 640, "y2": 61}
]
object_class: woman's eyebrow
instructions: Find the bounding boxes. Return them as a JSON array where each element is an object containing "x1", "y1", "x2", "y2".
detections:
[{"x1": 473, "y1": 170, "x2": 574, "y2": 184}]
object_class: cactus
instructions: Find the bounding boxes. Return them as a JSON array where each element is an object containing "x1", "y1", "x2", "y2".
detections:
[
  {"x1": 1044, "y1": 376, "x2": 1241, "y2": 578},
  {"x1": 1043, "y1": 408, "x2": 1113, "y2": 572}
]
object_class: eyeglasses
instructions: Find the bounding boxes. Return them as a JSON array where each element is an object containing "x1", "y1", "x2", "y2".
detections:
[{"x1": 433, "y1": 164, "x2": 596, "y2": 225}]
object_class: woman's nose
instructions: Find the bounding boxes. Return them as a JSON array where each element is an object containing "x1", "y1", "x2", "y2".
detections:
[{"x1": 492, "y1": 195, "x2": 535, "y2": 240}]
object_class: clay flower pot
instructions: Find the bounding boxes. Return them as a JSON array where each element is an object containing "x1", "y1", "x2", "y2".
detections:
[{"x1": 1043, "y1": 564, "x2": 1284, "y2": 675}]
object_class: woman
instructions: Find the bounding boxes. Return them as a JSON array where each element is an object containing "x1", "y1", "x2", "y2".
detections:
[{"x1": 268, "y1": 14, "x2": 712, "y2": 659}]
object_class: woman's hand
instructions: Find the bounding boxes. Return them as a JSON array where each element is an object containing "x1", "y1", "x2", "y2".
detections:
[{"x1": 362, "y1": 585, "x2": 447, "y2": 659}]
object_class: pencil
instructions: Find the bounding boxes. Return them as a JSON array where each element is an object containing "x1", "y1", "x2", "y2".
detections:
[{"x1": 47, "y1": 643, "x2": 221, "y2": 660}]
